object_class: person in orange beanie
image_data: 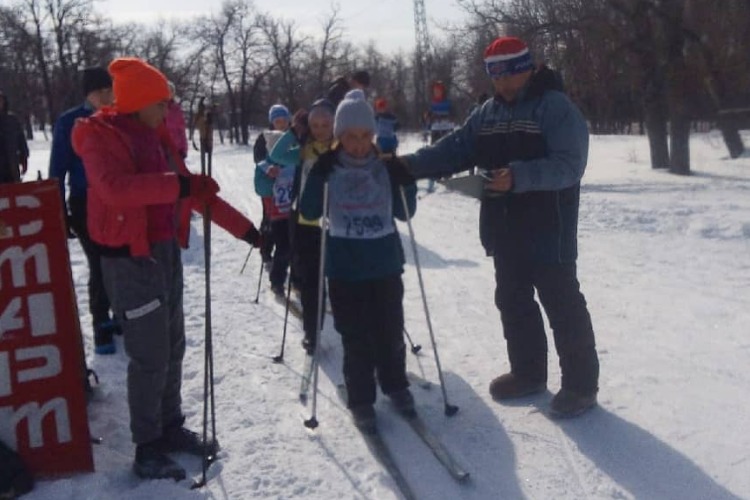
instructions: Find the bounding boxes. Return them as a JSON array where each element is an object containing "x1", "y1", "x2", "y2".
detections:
[{"x1": 72, "y1": 57, "x2": 261, "y2": 481}]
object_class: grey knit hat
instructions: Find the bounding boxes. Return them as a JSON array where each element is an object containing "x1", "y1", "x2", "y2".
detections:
[{"x1": 333, "y1": 89, "x2": 376, "y2": 138}]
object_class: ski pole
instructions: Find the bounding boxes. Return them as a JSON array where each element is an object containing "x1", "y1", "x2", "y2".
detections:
[
  {"x1": 239, "y1": 247, "x2": 253, "y2": 274},
  {"x1": 272, "y1": 266, "x2": 295, "y2": 363},
  {"x1": 253, "y1": 252, "x2": 264, "y2": 303},
  {"x1": 403, "y1": 326, "x2": 422, "y2": 354},
  {"x1": 399, "y1": 186, "x2": 459, "y2": 416},
  {"x1": 304, "y1": 182, "x2": 329, "y2": 430},
  {"x1": 194, "y1": 137, "x2": 217, "y2": 489}
]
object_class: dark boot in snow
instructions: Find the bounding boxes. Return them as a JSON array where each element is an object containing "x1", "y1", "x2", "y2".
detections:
[
  {"x1": 159, "y1": 426, "x2": 220, "y2": 458},
  {"x1": 388, "y1": 388, "x2": 416, "y2": 417},
  {"x1": 133, "y1": 442, "x2": 186, "y2": 481},
  {"x1": 94, "y1": 320, "x2": 117, "y2": 355},
  {"x1": 350, "y1": 405, "x2": 377, "y2": 434},
  {"x1": 549, "y1": 388, "x2": 597, "y2": 418},
  {"x1": 489, "y1": 372, "x2": 546, "y2": 401},
  {"x1": 270, "y1": 283, "x2": 284, "y2": 297}
]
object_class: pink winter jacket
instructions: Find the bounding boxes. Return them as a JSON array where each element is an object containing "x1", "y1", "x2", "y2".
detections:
[
  {"x1": 166, "y1": 101, "x2": 188, "y2": 158},
  {"x1": 72, "y1": 108, "x2": 254, "y2": 257}
]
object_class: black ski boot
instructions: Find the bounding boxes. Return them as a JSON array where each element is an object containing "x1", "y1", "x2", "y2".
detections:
[
  {"x1": 133, "y1": 442, "x2": 186, "y2": 481},
  {"x1": 94, "y1": 320, "x2": 118, "y2": 355},
  {"x1": 388, "y1": 388, "x2": 416, "y2": 418},
  {"x1": 159, "y1": 426, "x2": 220, "y2": 458},
  {"x1": 350, "y1": 405, "x2": 377, "y2": 434}
]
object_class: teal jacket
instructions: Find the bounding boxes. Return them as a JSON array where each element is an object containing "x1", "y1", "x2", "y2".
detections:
[{"x1": 300, "y1": 148, "x2": 417, "y2": 282}]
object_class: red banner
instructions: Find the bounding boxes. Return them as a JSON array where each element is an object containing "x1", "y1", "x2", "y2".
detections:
[{"x1": 0, "y1": 180, "x2": 94, "y2": 477}]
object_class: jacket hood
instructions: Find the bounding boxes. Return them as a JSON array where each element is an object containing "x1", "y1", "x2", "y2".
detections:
[{"x1": 525, "y1": 66, "x2": 565, "y2": 100}]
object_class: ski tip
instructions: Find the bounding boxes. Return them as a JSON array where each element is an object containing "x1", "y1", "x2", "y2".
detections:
[{"x1": 90, "y1": 436, "x2": 103, "y2": 445}]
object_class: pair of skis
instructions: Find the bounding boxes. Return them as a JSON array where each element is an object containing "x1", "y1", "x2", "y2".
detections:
[{"x1": 333, "y1": 384, "x2": 469, "y2": 500}]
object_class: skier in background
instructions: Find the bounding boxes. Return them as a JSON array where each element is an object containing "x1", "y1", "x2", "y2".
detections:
[
  {"x1": 299, "y1": 90, "x2": 418, "y2": 433},
  {"x1": 49, "y1": 67, "x2": 119, "y2": 355},
  {"x1": 0, "y1": 90, "x2": 29, "y2": 184},
  {"x1": 425, "y1": 81, "x2": 454, "y2": 193},
  {"x1": 268, "y1": 98, "x2": 335, "y2": 354},
  {"x1": 326, "y1": 70, "x2": 371, "y2": 107},
  {"x1": 165, "y1": 82, "x2": 188, "y2": 159},
  {"x1": 254, "y1": 104, "x2": 296, "y2": 296},
  {"x1": 374, "y1": 97, "x2": 399, "y2": 155}
]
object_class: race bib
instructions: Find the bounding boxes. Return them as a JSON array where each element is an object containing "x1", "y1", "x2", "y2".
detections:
[
  {"x1": 328, "y1": 163, "x2": 395, "y2": 240},
  {"x1": 272, "y1": 166, "x2": 295, "y2": 213}
]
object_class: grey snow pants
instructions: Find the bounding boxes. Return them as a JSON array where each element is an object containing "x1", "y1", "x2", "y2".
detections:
[{"x1": 101, "y1": 240, "x2": 186, "y2": 444}]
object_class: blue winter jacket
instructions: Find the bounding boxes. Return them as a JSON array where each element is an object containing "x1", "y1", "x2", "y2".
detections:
[
  {"x1": 405, "y1": 68, "x2": 589, "y2": 263},
  {"x1": 49, "y1": 102, "x2": 94, "y2": 207}
]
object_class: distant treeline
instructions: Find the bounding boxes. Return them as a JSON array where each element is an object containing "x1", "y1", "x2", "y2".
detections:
[{"x1": 1, "y1": 0, "x2": 748, "y2": 173}]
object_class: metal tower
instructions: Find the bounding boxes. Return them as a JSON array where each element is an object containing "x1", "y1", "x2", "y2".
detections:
[{"x1": 413, "y1": 0, "x2": 432, "y2": 117}]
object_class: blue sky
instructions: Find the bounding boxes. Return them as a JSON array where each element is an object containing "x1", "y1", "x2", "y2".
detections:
[{"x1": 97, "y1": 0, "x2": 468, "y2": 54}]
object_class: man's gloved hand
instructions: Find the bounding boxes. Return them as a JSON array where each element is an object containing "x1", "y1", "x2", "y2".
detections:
[
  {"x1": 241, "y1": 225, "x2": 262, "y2": 248},
  {"x1": 383, "y1": 155, "x2": 415, "y2": 186},
  {"x1": 179, "y1": 174, "x2": 220, "y2": 203}
]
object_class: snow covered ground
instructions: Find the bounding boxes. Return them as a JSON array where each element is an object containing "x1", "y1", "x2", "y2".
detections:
[{"x1": 20, "y1": 130, "x2": 750, "y2": 499}]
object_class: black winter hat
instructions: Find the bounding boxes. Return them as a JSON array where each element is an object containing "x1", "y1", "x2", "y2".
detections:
[
  {"x1": 351, "y1": 70, "x2": 370, "y2": 87},
  {"x1": 81, "y1": 67, "x2": 112, "y2": 96}
]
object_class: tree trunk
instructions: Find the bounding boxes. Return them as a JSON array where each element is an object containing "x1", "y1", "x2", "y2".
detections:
[
  {"x1": 643, "y1": 74, "x2": 670, "y2": 168},
  {"x1": 716, "y1": 115, "x2": 745, "y2": 159},
  {"x1": 644, "y1": 105, "x2": 670, "y2": 168}
]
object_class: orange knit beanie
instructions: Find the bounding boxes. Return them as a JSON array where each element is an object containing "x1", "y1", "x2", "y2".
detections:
[{"x1": 108, "y1": 57, "x2": 170, "y2": 113}]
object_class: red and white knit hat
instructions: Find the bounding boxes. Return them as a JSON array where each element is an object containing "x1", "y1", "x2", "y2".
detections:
[{"x1": 483, "y1": 37, "x2": 534, "y2": 77}]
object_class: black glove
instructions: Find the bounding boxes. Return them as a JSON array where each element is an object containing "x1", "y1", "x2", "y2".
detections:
[
  {"x1": 385, "y1": 156, "x2": 415, "y2": 186},
  {"x1": 310, "y1": 150, "x2": 336, "y2": 180},
  {"x1": 241, "y1": 225, "x2": 262, "y2": 248}
]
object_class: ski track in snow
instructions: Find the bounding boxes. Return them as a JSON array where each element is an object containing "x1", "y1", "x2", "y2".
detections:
[{"x1": 19, "y1": 130, "x2": 750, "y2": 499}]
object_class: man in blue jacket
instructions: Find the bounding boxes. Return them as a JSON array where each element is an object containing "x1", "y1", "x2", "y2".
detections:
[
  {"x1": 49, "y1": 66, "x2": 119, "y2": 354},
  {"x1": 398, "y1": 36, "x2": 599, "y2": 418}
]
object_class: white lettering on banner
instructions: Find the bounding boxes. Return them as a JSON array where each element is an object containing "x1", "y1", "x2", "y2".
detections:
[
  {"x1": 0, "y1": 297, "x2": 23, "y2": 336},
  {"x1": 0, "y1": 195, "x2": 43, "y2": 238},
  {"x1": 0, "y1": 398, "x2": 72, "y2": 449},
  {"x1": 0, "y1": 244, "x2": 51, "y2": 288},
  {"x1": 28, "y1": 293, "x2": 55, "y2": 337},
  {"x1": 0, "y1": 352, "x2": 9, "y2": 397},
  {"x1": 15, "y1": 345, "x2": 61, "y2": 383}
]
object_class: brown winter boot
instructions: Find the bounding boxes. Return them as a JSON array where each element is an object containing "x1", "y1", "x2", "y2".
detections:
[
  {"x1": 489, "y1": 373, "x2": 546, "y2": 401},
  {"x1": 549, "y1": 388, "x2": 597, "y2": 418}
]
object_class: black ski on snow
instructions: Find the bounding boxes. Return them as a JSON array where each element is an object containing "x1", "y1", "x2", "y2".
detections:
[
  {"x1": 400, "y1": 413, "x2": 470, "y2": 482},
  {"x1": 336, "y1": 385, "x2": 417, "y2": 500}
]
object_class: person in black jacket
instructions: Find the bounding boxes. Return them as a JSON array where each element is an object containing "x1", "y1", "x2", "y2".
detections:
[
  {"x1": 0, "y1": 91, "x2": 29, "y2": 184},
  {"x1": 49, "y1": 67, "x2": 119, "y2": 354},
  {"x1": 325, "y1": 70, "x2": 370, "y2": 108}
]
